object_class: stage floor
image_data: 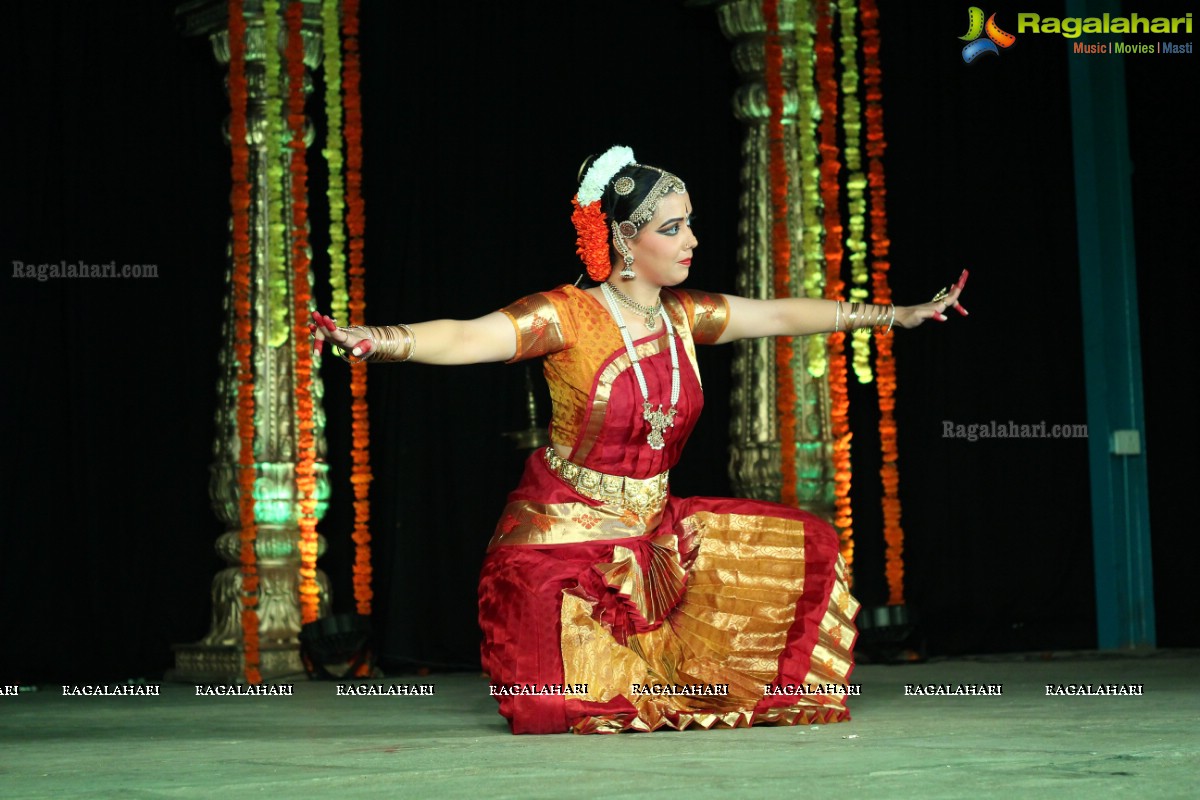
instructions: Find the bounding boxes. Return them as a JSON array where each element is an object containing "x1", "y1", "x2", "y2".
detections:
[{"x1": 3, "y1": 650, "x2": 1197, "y2": 799}]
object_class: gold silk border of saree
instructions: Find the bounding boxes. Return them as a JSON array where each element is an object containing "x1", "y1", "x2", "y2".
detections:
[
  {"x1": 488, "y1": 499, "x2": 660, "y2": 551},
  {"x1": 558, "y1": 510, "x2": 859, "y2": 733}
]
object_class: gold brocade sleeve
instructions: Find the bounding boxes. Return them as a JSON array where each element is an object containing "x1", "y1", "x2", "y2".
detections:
[
  {"x1": 671, "y1": 288, "x2": 730, "y2": 345},
  {"x1": 499, "y1": 289, "x2": 577, "y2": 363}
]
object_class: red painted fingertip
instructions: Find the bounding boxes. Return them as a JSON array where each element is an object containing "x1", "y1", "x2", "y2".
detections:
[
  {"x1": 954, "y1": 303, "x2": 969, "y2": 317},
  {"x1": 323, "y1": 318, "x2": 337, "y2": 332},
  {"x1": 957, "y1": 269, "x2": 970, "y2": 290},
  {"x1": 934, "y1": 312, "x2": 948, "y2": 322}
]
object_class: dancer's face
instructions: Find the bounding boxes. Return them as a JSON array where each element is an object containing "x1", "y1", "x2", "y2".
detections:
[{"x1": 627, "y1": 192, "x2": 698, "y2": 287}]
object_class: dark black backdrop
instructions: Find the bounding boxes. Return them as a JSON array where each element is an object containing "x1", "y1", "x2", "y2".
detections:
[{"x1": 2, "y1": 0, "x2": 1194, "y2": 684}]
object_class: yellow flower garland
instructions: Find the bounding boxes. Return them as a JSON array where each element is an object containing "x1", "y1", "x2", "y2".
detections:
[
  {"x1": 322, "y1": 0, "x2": 349, "y2": 322},
  {"x1": 837, "y1": 0, "x2": 874, "y2": 384},
  {"x1": 263, "y1": 0, "x2": 289, "y2": 348},
  {"x1": 795, "y1": 2, "x2": 828, "y2": 380}
]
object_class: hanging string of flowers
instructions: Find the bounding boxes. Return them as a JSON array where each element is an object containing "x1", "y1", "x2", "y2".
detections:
[
  {"x1": 816, "y1": 0, "x2": 854, "y2": 577},
  {"x1": 228, "y1": 0, "x2": 261, "y2": 685},
  {"x1": 321, "y1": 0, "x2": 349, "y2": 323},
  {"x1": 795, "y1": 4, "x2": 828, "y2": 380},
  {"x1": 862, "y1": 0, "x2": 905, "y2": 605},
  {"x1": 837, "y1": 0, "x2": 873, "y2": 384},
  {"x1": 342, "y1": 0, "x2": 374, "y2": 619},
  {"x1": 285, "y1": 0, "x2": 321, "y2": 624},
  {"x1": 764, "y1": 0, "x2": 798, "y2": 507},
  {"x1": 262, "y1": 0, "x2": 289, "y2": 347}
]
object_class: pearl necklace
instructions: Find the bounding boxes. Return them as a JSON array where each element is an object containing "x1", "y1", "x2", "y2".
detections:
[
  {"x1": 601, "y1": 282, "x2": 680, "y2": 450},
  {"x1": 604, "y1": 280, "x2": 664, "y2": 330}
]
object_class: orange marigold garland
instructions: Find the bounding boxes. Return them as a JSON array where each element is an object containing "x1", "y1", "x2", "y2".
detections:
[
  {"x1": 862, "y1": 0, "x2": 905, "y2": 605},
  {"x1": 285, "y1": 0, "x2": 321, "y2": 624},
  {"x1": 342, "y1": 0, "x2": 375, "y2": 621},
  {"x1": 228, "y1": 0, "x2": 261, "y2": 684},
  {"x1": 764, "y1": 0, "x2": 798, "y2": 507},
  {"x1": 816, "y1": 0, "x2": 854, "y2": 577},
  {"x1": 571, "y1": 197, "x2": 611, "y2": 282}
]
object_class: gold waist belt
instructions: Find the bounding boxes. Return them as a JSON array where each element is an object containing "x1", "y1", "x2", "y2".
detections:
[{"x1": 544, "y1": 447, "x2": 669, "y2": 516}]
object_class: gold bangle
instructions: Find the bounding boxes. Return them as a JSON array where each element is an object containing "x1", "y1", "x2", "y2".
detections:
[
  {"x1": 338, "y1": 324, "x2": 416, "y2": 363},
  {"x1": 373, "y1": 324, "x2": 415, "y2": 362},
  {"x1": 392, "y1": 323, "x2": 416, "y2": 363}
]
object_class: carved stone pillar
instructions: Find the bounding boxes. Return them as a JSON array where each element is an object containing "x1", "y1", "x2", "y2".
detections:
[
  {"x1": 708, "y1": 0, "x2": 835, "y2": 514},
  {"x1": 171, "y1": 0, "x2": 331, "y2": 682}
]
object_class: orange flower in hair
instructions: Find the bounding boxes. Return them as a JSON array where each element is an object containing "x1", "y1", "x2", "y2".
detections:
[{"x1": 571, "y1": 196, "x2": 611, "y2": 282}]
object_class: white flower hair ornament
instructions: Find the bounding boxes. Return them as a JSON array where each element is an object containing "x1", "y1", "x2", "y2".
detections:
[
  {"x1": 577, "y1": 145, "x2": 635, "y2": 205},
  {"x1": 572, "y1": 145, "x2": 636, "y2": 281}
]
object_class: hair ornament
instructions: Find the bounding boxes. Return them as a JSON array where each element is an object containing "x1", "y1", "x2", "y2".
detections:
[
  {"x1": 572, "y1": 196, "x2": 612, "y2": 281},
  {"x1": 613, "y1": 176, "x2": 635, "y2": 196},
  {"x1": 577, "y1": 145, "x2": 635, "y2": 206}
]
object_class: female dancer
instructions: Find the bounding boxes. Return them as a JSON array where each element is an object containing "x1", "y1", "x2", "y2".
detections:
[{"x1": 310, "y1": 145, "x2": 967, "y2": 734}]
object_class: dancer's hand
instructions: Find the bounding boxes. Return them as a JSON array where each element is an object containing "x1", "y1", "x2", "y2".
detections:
[
  {"x1": 895, "y1": 269, "x2": 970, "y2": 328},
  {"x1": 307, "y1": 311, "x2": 375, "y2": 360}
]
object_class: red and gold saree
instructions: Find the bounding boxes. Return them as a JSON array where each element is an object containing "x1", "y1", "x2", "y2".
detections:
[{"x1": 478, "y1": 284, "x2": 858, "y2": 734}]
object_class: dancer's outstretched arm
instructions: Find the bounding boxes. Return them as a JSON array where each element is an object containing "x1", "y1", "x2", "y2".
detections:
[
  {"x1": 714, "y1": 269, "x2": 969, "y2": 344},
  {"x1": 308, "y1": 310, "x2": 517, "y2": 365}
]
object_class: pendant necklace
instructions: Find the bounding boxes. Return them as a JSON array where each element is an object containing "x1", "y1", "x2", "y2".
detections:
[
  {"x1": 604, "y1": 280, "x2": 663, "y2": 330},
  {"x1": 601, "y1": 282, "x2": 680, "y2": 450}
]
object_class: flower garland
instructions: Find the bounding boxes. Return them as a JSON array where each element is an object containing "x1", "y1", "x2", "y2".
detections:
[
  {"x1": 263, "y1": 0, "x2": 289, "y2": 347},
  {"x1": 816, "y1": 0, "x2": 854, "y2": 577},
  {"x1": 578, "y1": 145, "x2": 634, "y2": 205},
  {"x1": 342, "y1": 0, "x2": 374, "y2": 620},
  {"x1": 285, "y1": 0, "x2": 321, "y2": 624},
  {"x1": 837, "y1": 0, "x2": 873, "y2": 384},
  {"x1": 228, "y1": 0, "x2": 261, "y2": 685},
  {"x1": 572, "y1": 145, "x2": 635, "y2": 282},
  {"x1": 764, "y1": 0, "x2": 798, "y2": 507},
  {"x1": 571, "y1": 198, "x2": 611, "y2": 282},
  {"x1": 795, "y1": 4, "x2": 828, "y2": 379},
  {"x1": 321, "y1": 0, "x2": 348, "y2": 323},
  {"x1": 862, "y1": 0, "x2": 905, "y2": 605}
]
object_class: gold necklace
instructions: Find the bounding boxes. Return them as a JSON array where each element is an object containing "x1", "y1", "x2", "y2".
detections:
[{"x1": 604, "y1": 281, "x2": 663, "y2": 330}]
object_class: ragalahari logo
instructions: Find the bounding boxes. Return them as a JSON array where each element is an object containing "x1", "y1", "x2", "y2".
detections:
[{"x1": 960, "y1": 7, "x2": 1017, "y2": 62}]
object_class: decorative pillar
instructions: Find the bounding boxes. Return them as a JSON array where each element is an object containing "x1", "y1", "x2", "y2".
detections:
[
  {"x1": 171, "y1": 0, "x2": 332, "y2": 682},
  {"x1": 1066, "y1": 0, "x2": 1154, "y2": 649},
  {"x1": 702, "y1": 0, "x2": 835, "y2": 513}
]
